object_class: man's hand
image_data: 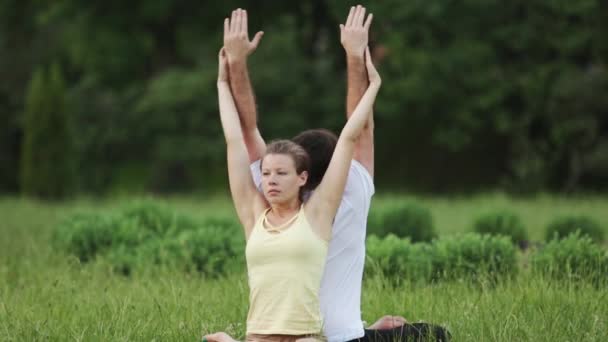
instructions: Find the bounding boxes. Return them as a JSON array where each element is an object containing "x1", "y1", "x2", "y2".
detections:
[
  {"x1": 223, "y1": 8, "x2": 264, "y2": 63},
  {"x1": 368, "y1": 315, "x2": 408, "y2": 330},
  {"x1": 340, "y1": 5, "x2": 373, "y2": 58}
]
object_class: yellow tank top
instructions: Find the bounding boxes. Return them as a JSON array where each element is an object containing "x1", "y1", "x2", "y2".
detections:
[{"x1": 245, "y1": 206, "x2": 328, "y2": 336}]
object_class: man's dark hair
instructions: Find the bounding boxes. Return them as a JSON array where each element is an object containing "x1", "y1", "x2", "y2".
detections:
[{"x1": 292, "y1": 128, "x2": 338, "y2": 191}]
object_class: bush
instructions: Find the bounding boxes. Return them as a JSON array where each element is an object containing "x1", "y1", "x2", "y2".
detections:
[
  {"x1": 545, "y1": 216, "x2": 605, "y2": 243},
  {"x1": 106, "y1": 227, "x2": 245, "y2": 277},
  {"x1": 118, "y1": 201, "x2": 199, "y2": 238},
  {"x1": 366, "y1": 233, "x2": 519, "y2": 284},
  {"x1": 473, "y1": 211, "x2": 529, "y2": 248},
  {"x1": 365, "y1": 234, "x2": 432, "y2": 283},
  {"x1": 368, "y1": 203, "x2": 437, "y2": 242},
  {"x1": 53, "y1": 212, "x2": 115, "y2": 262},
  {"x1": 54, "y1": 201, "x2": 245, "y2": 277},
  {"x1": 532, "y1": 233, "x2": 608, "y2": 285},
  {"x1": 430, "y1": 233, "x2": 518, "y2": 283}
]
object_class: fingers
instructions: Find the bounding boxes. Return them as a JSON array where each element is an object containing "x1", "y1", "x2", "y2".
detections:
[
  {"x1": 251, "y1": 31, "x2": 264, "y2": 49},
  {"x1": 242, "y1": 9, "x2": 248, "y2": 34},
  {"x1": 395, "y1": 316, "x2": 408, "y2": 324},
  {"x1": 364, "y1": 13, "x2": 373, "y2": 31},
  {"x1": 345, "y1": 5, "x2": 372, "y2": 28},
  {"x1": 345, "y1": 6, "x2": 355, "y2": 27},
  {"x1": 236, "y1": 9, "x2": 243, "y2": 34},
  {"x1": 224, "y1": 18, "x2": 229, "y2": 38},
  {"x1": 356, "y1": 5, "x2": 366, "y2": 27},
  {"x1": 230, "y1": 10, "x2": 237, "y2": 33}
]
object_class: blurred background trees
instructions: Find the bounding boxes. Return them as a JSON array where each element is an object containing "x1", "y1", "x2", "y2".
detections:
[{"x1": 1, "y1": 0, "x2": 607, "y2": 198}]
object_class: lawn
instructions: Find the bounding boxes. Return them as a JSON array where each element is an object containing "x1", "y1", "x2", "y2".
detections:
[{"x1": 1, "y1": 193, "x2": 607, "y2": 341}]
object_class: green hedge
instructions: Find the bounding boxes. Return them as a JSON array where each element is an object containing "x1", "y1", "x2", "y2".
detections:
[
  {"x1": 365, "y1": 234, "x2": 433, "y2": 283},
  {"x1": 532, "y1": 233, "x2": 608, "y2": 285},
  {"x1": 545, "y1": 216, "x2": 605, "y2": 243},
  {"x1": 430, "y1": 233, "x2": 518, "y2": 283},
  {"x1": 368, "y1": 203, "x2": 437, "y2": 242},
  {"x1": 55, "y1": 201, "x2": 607, "y2": 283},
  {"x1": 54, "y1": 201, "x2": 244, "y2": 277},
  {"x1": 366, "y1": 233, "x2": 517, "y2": 284},
  {"x1": 472, "y1": 211, "x2": 529, "y2": 248}
]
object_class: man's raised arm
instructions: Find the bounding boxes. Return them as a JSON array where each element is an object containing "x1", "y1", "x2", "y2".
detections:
[
  {"x1": 340, "y1": 5, "x2": 374, "y2": 176},
  {"x1": 224, "y1": 8, "x2": 266, "y2": 162}
]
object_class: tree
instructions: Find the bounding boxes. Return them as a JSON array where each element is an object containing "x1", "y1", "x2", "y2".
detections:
[{"x1": 20, "y1": 63, "x2": 75, "y2": 199}]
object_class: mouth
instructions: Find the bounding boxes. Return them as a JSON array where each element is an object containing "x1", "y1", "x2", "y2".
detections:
[{"x1": 267, "y1": 190, "x2": 280, "y2": 196}]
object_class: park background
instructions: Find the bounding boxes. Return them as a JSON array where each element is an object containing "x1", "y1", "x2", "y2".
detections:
[
  {"x1": 2, "y1": 0, "x2": 608, "y2": 196},
  {"x1": 1, "y1": 0, "x2": 608, "y2": 341}
]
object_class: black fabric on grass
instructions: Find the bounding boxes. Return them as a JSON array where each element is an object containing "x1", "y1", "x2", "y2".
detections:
[{"x1": 349, "y1": 323, "x2": 451, "y2": 342}]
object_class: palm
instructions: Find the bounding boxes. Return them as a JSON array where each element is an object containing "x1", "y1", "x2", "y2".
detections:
[
  {"x1": 341, "y1": 30, "x2": 368, "y2": 56},
  {"x1": 340, "y1": 5, "x2": 373, "y2": 57},
  {"x1": 223, "y1": 8, "x2": 263, "y2": 62}
]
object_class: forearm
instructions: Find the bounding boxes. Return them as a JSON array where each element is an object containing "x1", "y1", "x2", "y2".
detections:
[
  {"x1": 217, "y1": 82, "x2": 245, "y2": 143},
  {"x1": 228, "y1": 59, "x2": 258, "y2": 132},
  {"x1": 341, "y1": 83, "x2": 380, "y2": 141},
  {"x1": 218, "y1": 81, "x2": 258, "y2": 229},
  {"x1": 228, "y1": 59, "x2": 266, "y2": 161},
  {"x1": 346, "y1": 55, "x2": 369, "y2": 119}
]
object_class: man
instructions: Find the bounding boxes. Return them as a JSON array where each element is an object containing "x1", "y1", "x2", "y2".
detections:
[{"x1": 206, "y1": 6, "x2": 450, "y2": 342}]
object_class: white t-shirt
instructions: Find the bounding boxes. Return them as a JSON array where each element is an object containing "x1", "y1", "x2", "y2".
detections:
[{"x1": 250, "y1": 159, "x2": 374, "y2": 342}]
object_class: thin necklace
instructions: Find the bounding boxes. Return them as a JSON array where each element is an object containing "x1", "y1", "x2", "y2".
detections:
[{"x1": 263, "y1": 208, "x2": 299, "y2": 232}]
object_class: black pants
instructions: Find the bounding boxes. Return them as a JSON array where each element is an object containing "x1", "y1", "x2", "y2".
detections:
[{"x1": 349, "y1": 323, "x2": 452, "y2": 342}]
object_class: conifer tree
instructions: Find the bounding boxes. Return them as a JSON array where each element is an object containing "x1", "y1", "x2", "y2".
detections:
[{"x1": 20, "y1": 64, "x2": 75, "y2": 199}]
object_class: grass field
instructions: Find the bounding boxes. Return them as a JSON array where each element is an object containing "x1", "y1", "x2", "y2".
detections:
[{"x1": 1, "y1": 193, "x2": 607, "y2": 341}]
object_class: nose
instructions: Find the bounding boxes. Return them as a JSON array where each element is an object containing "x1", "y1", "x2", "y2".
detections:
[{"x1": 267, "y1": 174, "x2": 278, "y2": 186}]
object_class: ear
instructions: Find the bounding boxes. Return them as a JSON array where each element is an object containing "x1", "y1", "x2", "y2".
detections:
[{"x1": 298, "y1": 170, "x2": 308, "y2": 187}]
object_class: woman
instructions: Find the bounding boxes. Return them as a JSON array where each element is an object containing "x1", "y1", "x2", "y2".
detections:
[{"x1": 212, "y1": 45, "x2": 380, "y2": 341}]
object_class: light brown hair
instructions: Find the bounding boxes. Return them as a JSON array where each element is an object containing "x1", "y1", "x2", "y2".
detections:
[{"x1": 262, "y1": 140, "x2": 311, "y2": 176}]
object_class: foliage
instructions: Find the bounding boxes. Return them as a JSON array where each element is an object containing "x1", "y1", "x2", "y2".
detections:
[
  {"x1": 106, "y1": 227, "x2": 245, "y2": 277},
  {"x1": 53, "y1": 201, "x2": 244, "y2": 277},
  {"x1": 472, "y1": 211, "x2": 529, "y2": 248},
  {"x1": 20, "y1": 64, "x2": 75, "y2": 199},
  {"x1": 430, "y1": 233, "x2": 518, "y2": 283},
  {"x1": 545, "y1": 215, "x2": 605, "y2": 243},
  {"x1": 366, "y1": 233, "x2": 518, "y2": 284},
  {"x1": 53, "y1": 212, "x2": 116, "y2": 262},
  {"x1": 365, "y1": 234, "x2": 432, "y2": 283},
  {"x1": 2, "y1": 1, "x2": 608, "y2": 194},
  {"x1": 368, "y1": 202, "x2": 437, "y2": 242},
  {"x1": 532, "y1": 233, "x2": 608, "y2": 285}
]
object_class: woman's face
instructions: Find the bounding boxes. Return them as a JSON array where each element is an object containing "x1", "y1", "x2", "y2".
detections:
[{"x1": 261, "y1": 153, "x2": 308, "y2": 205}]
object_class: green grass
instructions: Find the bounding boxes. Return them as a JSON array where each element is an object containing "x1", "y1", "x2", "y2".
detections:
[{"x1": 1, "y1": 193, "x2": 607, "y2": 341}]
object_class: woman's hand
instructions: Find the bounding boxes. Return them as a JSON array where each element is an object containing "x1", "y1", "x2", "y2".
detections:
[
  {"x1": 217, "y1": 47, "x2": 229, "y2": 84},
  {"x1": 365, "y1": 47, "x2": 381, "y2": 87}
]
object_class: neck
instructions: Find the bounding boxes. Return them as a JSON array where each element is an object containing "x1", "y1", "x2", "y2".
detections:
[{"x1": 270, "y1": 199, "x2": 301, "y2": 218}]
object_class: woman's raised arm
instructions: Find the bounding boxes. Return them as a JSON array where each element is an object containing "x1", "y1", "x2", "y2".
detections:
[
  {"x1": 306, "y1": 48, "x2": 381, "y2": 239},
  {"x1": 217, "y1": 48, "x2": 265, "y2": 237}
]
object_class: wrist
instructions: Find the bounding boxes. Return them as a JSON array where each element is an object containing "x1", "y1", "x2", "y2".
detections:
[
  {"x1": 346, "y1": 53, "x2": 365, "y2": 63},
  {"x1": 228, "y1": 57, "x2": 248, "y2": 67}
]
